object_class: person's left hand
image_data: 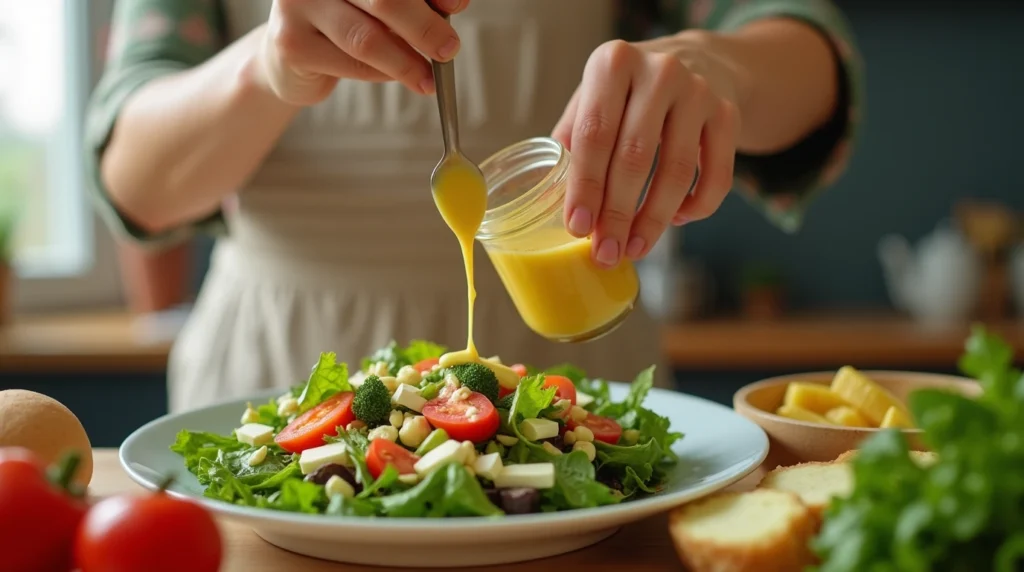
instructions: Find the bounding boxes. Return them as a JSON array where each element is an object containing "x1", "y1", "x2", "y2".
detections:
[{"x1": 552, "y1": 33, "x2": 743, "y2": 268}]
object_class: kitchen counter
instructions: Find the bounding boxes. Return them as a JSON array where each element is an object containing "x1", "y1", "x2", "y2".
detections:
[{"x1": 90, "y1": 449, "x2": 766, "y2": 571}]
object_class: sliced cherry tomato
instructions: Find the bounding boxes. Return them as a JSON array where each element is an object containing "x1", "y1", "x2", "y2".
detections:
[
  {"x1": 568, "y1": 412, "x2": 623, "y2": 444},
  {"x1": 275, "y1": 392, "x2": 355, "y2": 453},
  {"x1": 0, "y1": 448, "x2": 88, "y2": 572},
  {"x1": 413, "y1": 357, "x2": 440, "y2": 373},
  {"x1": 542, "y1": 375, "x2": 577, "y2": 406},
  {"x1": 76, "y1": 486, "x2": 222, "y2": 572},
  {"x1": 365, "y1": 439, "x2": 420, "y2": 479},
  {"x1": 422, "y1": 391, "x2": 500, "y2": 443},
  {"x1": 511, "y1": 363, "x2": 528, "y2": 378}
]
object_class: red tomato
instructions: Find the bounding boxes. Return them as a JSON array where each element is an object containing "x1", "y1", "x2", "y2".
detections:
[
  {"x1": 498, "y1": 385, "x2": 515, "y2": 400},
  {"x1": 76, "y1": 490, "x2": 222, "y2": 572},
  {"x1": 422, "y1": 391, "x2": 500, "y2": 443},
  {"x1": 568, "y1": 413, "x2": 623, "y2": 444},
  {"x1": 0, "y1": 447, "x2": 88, "y2": 572},
  {"x1": 413, "y1": 358, "x2": 440, "y2": 373},
  {"x1": 542, "y1": 375, "x2": 578, "y2": 406},
  {"x1": 511, "y1": 364, "x2": 528, "y2": 378},
  {"x1": 275, "y1": 392, "x2": 355, "y2": 453},
  {"x1": 365, "y1": 439, "x2": 420, "y2": 479}
]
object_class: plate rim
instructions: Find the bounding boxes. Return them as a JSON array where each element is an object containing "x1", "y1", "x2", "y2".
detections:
[{"x1": 119, "y1": 384, "x2": 768, "y2": 532}]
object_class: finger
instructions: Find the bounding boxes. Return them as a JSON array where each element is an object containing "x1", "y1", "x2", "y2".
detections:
[
  {"x1": 348, "y1": 0, "x2": 462, "y2": 61},
  {"x1": 551, "y1": 86, "x2": 581, "y2": 150},
  {"x1": 431, "y1": 0, "x2": 471, "y2": 15},
  {"x1": 627, "y1": 103, "x2": 701, "y2": 259},
  {"x1": 674, "y1": 100, "x2": 738, "y2": 223},
  {"x1": 562, "y1": 41, "x2": 634, "y2": 244},
  {"x1": 308, "y1": 0, "x2": 433, "y2": 94},
  {"x1": 281, "y1": 26, "x2": 390, "y2": 82},
  {"x1": 597, "y1": 56, "x2": 681, "y2": 265}
]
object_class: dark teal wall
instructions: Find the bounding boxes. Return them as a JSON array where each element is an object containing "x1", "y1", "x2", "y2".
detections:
[{"x1": 684, "y1": 0, "x2": 1024, "y2": 310}]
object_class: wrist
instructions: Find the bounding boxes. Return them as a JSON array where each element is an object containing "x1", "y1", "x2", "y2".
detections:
[{"x1": 235, "y1": 25, "x2": 303, "y2": 110}]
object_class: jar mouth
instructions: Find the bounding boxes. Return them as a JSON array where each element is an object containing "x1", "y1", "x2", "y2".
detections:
[{"x1": 477, "y1": 137, "x2": 569, "y2": 242}]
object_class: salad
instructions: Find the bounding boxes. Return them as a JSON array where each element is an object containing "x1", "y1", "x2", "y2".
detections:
[{"x1": 170, "y1": 341, "x2": 683, "y2": 517}]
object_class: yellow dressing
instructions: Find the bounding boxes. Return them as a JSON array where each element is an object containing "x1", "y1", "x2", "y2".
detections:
[
  {"x1": 431, "y1": 161, "x2": 520, "y2": 389},
  {"x1": 486, "y1": 227, "x2": 638, "y2": 341}
]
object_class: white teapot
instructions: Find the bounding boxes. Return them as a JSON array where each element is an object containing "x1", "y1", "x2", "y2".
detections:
[{"x1": 877, "y1": 222, "x2": 980, "y2": 327}]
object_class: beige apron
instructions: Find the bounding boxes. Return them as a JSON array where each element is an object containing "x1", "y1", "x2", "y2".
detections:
[{"x1": 168, "y1": 0, "x2": 668, "y2": 413}]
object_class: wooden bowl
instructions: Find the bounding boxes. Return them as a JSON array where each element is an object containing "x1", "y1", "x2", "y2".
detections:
[{"x1": 733, "y1": 370, "x2": 981, "y2": 468}]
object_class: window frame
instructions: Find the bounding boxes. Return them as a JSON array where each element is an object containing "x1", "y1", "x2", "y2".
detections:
[{"x1": 11, "y1": 0, "x2": 123, "y2": 313}]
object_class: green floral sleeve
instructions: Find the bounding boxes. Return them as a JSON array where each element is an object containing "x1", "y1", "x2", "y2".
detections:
[
  {"x1": 704, "y1": 0, "x2": 863, "y2": 233},
  {"x1": 85, "y1": 0, "x2": 228, "y2": 246}
]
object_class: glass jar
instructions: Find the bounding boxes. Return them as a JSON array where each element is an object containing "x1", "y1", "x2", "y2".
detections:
[{"x1": 476, "y1": 137, "x2": 639, "y2": 343}]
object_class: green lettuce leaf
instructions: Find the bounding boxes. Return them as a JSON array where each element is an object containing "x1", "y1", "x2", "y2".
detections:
[
  {"x1": 361, "y1": 340, "x2": 447, "y2": 375},
  {"x1": 543, "y1": 450, "x2": 619, "y2": 510},
  {"x1": 297, "y1": 352, "x2": 351, "y2": 412},
  {"x1": 374, "y1": 463, "x2": 502, "y2": 517},
  {"x1": 259, "y1": 479, "x2": 326, "y2": 514}
]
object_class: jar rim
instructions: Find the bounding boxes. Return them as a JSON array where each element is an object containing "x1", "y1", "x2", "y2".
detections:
[{"x1": 477, "y1": 136, "x2": 568, "y2": 242}]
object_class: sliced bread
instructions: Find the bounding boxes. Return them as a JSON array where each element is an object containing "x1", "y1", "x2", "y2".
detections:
[
  {"x1": 669, "y1": 489, "x2": 818, "y2": 572},
  {"x1": 758, "y1": 461, "x2": 854, "y2": 519}
]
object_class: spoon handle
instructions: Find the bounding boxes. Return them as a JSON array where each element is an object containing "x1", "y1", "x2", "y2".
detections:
[{"x1": 428, "y1": 7, "x2": 460, "y2": 155}]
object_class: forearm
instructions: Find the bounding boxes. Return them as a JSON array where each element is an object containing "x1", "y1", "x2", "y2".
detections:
[
  {"x1": 714, "y1": 18, "x2": 840, "y2": 155},
  {"x1": 102, "y1": 26, "x2": 301, "y2": 234}
]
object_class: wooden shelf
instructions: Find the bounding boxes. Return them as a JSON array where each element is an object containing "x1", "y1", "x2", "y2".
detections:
[
  {"x1": 661, "y1": 312, "x2": 1024, "y2": 370},
  {"x1": 0, "y1": 311, "x2": 172, "y2": 373},
  {"x1": 4, "y1": 309, "x2": 1023, "y2": 374}
]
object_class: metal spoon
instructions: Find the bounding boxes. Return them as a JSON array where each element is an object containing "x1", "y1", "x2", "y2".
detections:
[{"x1": 427, "y1": 9, "x2": 485, "y2": 198}]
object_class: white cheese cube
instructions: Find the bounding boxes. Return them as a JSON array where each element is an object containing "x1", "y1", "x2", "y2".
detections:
[
  {"x1": 576, "y1": 392, "x2": 595, "y2": 408},
  {"x1": 494, "y1": 463, "x2": 556, "y2": 489},
  {"x1": 519, "y1": 418, "x2": 559, "y2": 441},
  {"x1": 298, "y1": 442, "x2": 350, "y2": 475},
  {"x1": 348, "y1": 370, "x2": 367, "y2": 389},
  {"x1": 392, "y1": 383, "x2": 427, "y2": 412},
  {"x1": 235, "y1": 423, "x2": 274, "y2": 447},
  {"x1": 473, "y1": 452, "x2": 504, "y2": 481},
  {"x1": 324, "y1": 475, "x2": 355, "y2": 499},
  {"x1": 413, "y1": 439, "x2": 467, "y2": 476}
]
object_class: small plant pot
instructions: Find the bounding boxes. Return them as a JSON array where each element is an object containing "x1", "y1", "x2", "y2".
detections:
[
  {"x1": 742, "y1": 286, "x2": 785, "y2": 321},
  {"x1": 117, "y1": 240, "x2": 192, "y2": 314}
]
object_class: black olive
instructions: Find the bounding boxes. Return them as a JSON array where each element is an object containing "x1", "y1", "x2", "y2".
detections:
[
  {"x1": 305, "y1": 464, "x2": 362, "y2": 493},
  {"x1": 484, "y1": 487, "x2": 502, "y2": 507},
  {"x1": 596, "y1": 470, "x2": 623, "y2": 492},
  {"x1": 498, "y1": 488, "x2": 541, "y2": 514}
]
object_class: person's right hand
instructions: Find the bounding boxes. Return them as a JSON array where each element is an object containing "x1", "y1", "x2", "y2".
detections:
[{"x1": 257, "y1": 0, "x2": 470, "y2": 106}]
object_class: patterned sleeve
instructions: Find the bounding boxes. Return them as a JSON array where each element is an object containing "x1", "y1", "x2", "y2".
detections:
[
  {"x1": 701, "y1": 0, "x2": 864, "y2": 233},
  {"x1": 84, "y1": 0, "x2": 229, "y2": 246}
]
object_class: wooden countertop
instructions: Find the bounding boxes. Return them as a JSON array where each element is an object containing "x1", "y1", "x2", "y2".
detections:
[
  {"x1": 3, "y1": 310, "x2": 1022, "y2": 374},
  {"x1": 90, "y1": 449, "x2": 765, "y2": 571}
]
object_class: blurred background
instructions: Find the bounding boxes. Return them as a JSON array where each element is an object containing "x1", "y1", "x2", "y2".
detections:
[{"x1": 1, "y1": 0, "x2": 1023, "y2": 447}]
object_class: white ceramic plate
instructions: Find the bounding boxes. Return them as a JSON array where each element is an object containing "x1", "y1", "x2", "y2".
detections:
[{"x1": 120, "y1": 384, "x2": 768, "y2": 568}]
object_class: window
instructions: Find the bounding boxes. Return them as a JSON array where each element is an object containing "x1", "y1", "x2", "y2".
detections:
[{"x1": 1, "y1": 0, "x2": 122, "y2": 310}]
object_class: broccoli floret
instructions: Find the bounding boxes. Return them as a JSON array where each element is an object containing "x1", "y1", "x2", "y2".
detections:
[
  {"x1": 448, "y1": 363, "x2": 500, "y2": 403},
  {"x1": 352, "y1": 375, "x2": 392, "y2": 425},
  {"x1": 497, "y1": 393, "x2": 515, "y2": 410}
]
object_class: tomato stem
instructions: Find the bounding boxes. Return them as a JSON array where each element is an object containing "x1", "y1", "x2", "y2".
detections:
[
  {"x1": 47, "y1": 451, "x2": 82, "y2": 495},
  {"x1": 157, "y1": 474, "x2": 176, "y2": 494}
]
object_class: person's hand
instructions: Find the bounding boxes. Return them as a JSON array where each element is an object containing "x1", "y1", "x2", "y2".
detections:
[
  {"x1": 256, "y1": 0, "x2": 470, "y2": 106},
  {"x1": 552, "y1": 33, "x2": 744, "y2": 268}
]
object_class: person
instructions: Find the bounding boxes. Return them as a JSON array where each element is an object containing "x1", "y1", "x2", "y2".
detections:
[{"x1": 86, "y1": 0, "x2": 862, "y2": 412}]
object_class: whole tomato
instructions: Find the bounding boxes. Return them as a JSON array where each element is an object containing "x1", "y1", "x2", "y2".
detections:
[
  {"x1": 75, "y1": 481, "x2": 223, "y2": 572},
  {"x1": 0, "y1": 447, "x2": 88, "y2": 572}
]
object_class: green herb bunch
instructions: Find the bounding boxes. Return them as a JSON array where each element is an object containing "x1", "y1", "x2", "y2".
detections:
[{"x1": 813, "y1": 325, "x2": 1024, "y2": 572}]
